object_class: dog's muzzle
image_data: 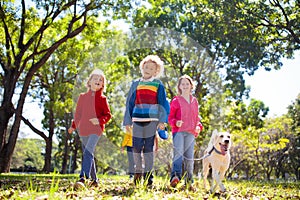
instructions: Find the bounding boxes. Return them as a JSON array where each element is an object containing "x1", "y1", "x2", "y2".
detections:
[{"x1": 219, "y1": 141, "x2": 229, "y2": 155}]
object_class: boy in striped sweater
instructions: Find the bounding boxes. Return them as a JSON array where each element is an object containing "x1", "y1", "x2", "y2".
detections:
[{"x1": 123, "y1": 55, "x2": 169, "y2": 186}]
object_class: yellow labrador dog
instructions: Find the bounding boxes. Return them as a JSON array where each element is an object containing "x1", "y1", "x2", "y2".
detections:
[{"x1": 202, "y1": 130, "x2": 231, "y2": 193}]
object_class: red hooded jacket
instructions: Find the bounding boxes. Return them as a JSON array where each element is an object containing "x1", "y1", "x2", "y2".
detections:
[{"x1": 71, "y1": 90, "x2": 111, "y2": 136}]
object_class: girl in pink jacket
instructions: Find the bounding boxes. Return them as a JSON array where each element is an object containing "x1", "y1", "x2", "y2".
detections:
[{"x1": 168, "y1": 74, "x2": 203, "y2": 188}]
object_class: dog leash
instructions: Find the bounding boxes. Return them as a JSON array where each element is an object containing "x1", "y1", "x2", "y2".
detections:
[
  {"x1": 193, "y1": 153, "x2": 210, "y2": 161},
  {"x1": 172, "y1": 145, "x2": 225, "y2": 161},
  {"x1": 180, "y1": 153, "x2": 211, "y2": 161},
  {"x1": 185, "y1": 146, "x2": 225, "y2": 161}
]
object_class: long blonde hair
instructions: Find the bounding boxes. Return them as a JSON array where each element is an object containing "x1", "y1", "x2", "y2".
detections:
[{"x1": 177, "y1": 74, "x2": 195, "y2": 95}]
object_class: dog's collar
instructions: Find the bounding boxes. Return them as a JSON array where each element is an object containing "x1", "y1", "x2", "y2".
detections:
[{"x1": 209, "y1": 146, "x2": 226, "y2": 156}]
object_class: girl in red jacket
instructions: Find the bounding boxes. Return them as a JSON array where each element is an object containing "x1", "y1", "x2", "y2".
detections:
[
  {"x1": 68, "y1": 69, "x2": 111, "y2": 187},
  {"x1": 168, "y1": 74, "x2": 203, "y2": 188}
]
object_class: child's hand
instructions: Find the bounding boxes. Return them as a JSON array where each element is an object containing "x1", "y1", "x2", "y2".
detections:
[
  {"x1": 89, "y1": 118, "x2": 99, "y2": 125},
  {"x1": 158, "y1": 123, "x2": 165, "y2": 130},
  {"x1": 68, "y1": 127, "x2": 74, "y2": 134},
  {"x1": 195, "y1": 126, "x2": 200, "y2": 134},
  {"x1": 125, "y1": 125, "x2": 132, "y2": 133},
  {"x1": 176, "y1": 120, "x2": 184, "y2": 127}
]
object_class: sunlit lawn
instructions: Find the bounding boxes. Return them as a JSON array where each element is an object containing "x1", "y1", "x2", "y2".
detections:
[{"x1": 0, "y1": 173, "x2": 299, "y2": 199}]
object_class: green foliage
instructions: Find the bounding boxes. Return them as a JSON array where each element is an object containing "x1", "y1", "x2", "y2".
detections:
[
  {"x1": 225, "y1": 99, "x2": 269, "y2": 131},
  {"x1": 228, "y1": 115, "x2": 295, "y2": 180},
  {"x1": 2, "y1": 0, "x2": 299, "y2": 180},
  {"x1": 11, "y1": 138, "x2": 45, "y2": 171},
  {"x1": 131, "y1": 0, "x2": 300, "y2": 99},
  {"x1": 287, "y1": 93, "x2": 300, "y2": 133}
]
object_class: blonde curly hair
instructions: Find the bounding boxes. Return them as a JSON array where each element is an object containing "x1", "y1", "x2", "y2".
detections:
[
  {"x1": 139, "y1": 55, "x2": 164, "y2": 78},
  {"x1": 86, "y1": 69, "x2": 106, "y2": 93}
]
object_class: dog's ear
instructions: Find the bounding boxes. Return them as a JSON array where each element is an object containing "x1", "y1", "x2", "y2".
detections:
[
  {"x1": 212, "y1": 129, "x2": 219, "y2": 145},
  {"x1": 212, "y1": 129, "x2": 218, "y2": 137},
  {"x1": 212, "y1": 129, "x2": 218, "y2": 134}
]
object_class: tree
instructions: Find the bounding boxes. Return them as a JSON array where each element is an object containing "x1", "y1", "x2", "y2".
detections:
[
  {"x1": 287, "y1": 93, "x2": 300, "y2": 180},
  {"x1": 132, "y1": 0, "x2": 299, "y2": 95},
  {"x1": 0, "y1": 0, "x2": 131, "y2": 173},
  {"x1": 225, "y1": 99, "x2": 269, "y2": 131},
  {"x1": 257, "y1": 117, "x2": 291, "y2": 180},
  {"x1": 219, "y1": 99, "x2": 267, "y2": 179},
  {"x1": 28, "y1": 16, "x2": 118, "y2": 173},
  {"x1": 129, "y1": 1, "x2": 299, "y2": 175},
  {"x1": 11, "y1": 138, "x2": 45, "y2": 171}
]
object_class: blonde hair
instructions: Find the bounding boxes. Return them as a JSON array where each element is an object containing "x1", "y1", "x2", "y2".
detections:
[
  {"x1": 177, "y1": 74, "x2": 195, "y2": 95},
  {"x1": 139, "y1": 55, "x2": 164, "y2": 78},
  {"x1": 86, "y1": 69, "x2": 106, "y2": 93}
]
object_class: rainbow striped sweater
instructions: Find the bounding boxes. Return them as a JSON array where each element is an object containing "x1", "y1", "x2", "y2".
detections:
[{"x1": 123, "y1": 78, "x2": 170, "y2": 125}]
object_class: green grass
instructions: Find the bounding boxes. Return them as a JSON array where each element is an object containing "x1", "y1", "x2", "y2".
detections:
[{"x1": 0, "y1": 173, "x2": 299, "y2": 199}]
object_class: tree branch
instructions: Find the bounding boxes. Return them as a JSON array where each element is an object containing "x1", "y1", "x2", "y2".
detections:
[
  {"x1": 18, "y1": 0, "x2": 26, "y2": 49},
  {"x1": 21, "y1": 115, "x2": 47, "y2": 140}
]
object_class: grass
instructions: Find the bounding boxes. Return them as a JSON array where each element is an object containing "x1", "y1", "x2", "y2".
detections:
[{"x1": 0, "y1": 173, "x2": 299, "y2": 199}]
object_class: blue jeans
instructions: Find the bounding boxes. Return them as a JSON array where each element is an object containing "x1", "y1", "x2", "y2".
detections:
[
  {"x1": 171, "y1": 132, "x2": 195, "y2": 183},
  {"x1": 80, "y1": 134, "x2": 100, "y2": 181},
  {"x1": 132, "y1": 121, "x2": 157, "y2": 174},
  {"x1": 126, "y1": 146, "x2": 135, "y2": 176}
]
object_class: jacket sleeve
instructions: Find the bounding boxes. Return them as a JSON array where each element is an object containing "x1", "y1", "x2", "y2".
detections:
[
  {"x1": 123, "y1": 80, "x2": 138, "y2": 126},
  {"x1": 157, "y1": 82, "x2": 170, "y2": 123},
  {"x1": 195, "y1": 98, "x2": 203, "y2": 133},
  {"x1": 72, "y1": 94, "x2": 83, "y2": 129},
  {"x1": 168, "y1": 97, "x2": 178, "y2": 127},
  {"x1": 98, "y1": 96, "x2": 112, "y2": 125}
]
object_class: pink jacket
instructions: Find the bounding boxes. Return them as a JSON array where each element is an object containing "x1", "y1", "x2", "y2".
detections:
[{"x1": 168, "y1": 95, "x2": 203, "y2": 137}]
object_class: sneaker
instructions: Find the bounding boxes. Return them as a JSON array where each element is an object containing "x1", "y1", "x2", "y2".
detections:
[
  {"x1": 170, "y1": 176, "x2": 180, "y2": 187},
  {"x1": 187, "y1": 185, "x2": 196, "y2": 192},
  {"x1": 90, "y1": 180, "x2": 99, "y2": 187},
  {"x1": 78, "y1": 177, "x2": 85, "y2": 184},
  {"x1": 74, "y1": 178, "x2": 85, "y2": 190},
  {"x1": 129, "y1": 174, "x2": 134, "y2": 180}
]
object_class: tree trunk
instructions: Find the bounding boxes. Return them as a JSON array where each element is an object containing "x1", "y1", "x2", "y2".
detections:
[
  {"x1": 0, "y1": 145, "x2": 11, "y2": 172},
  {"x1": 0, "y1": 103, "x2": 14, "y2": 153},
  {"x1": 0, "y1": 106, "x2": 25, "y2": 173},
  {"x1": 0, "y1": 109, "x2": 12, "y2": 172},
  {"x1": 42, "y1": 109, "x2": 55, "y2": 173},
  {"x1": 0, "y1": 68, "x2": 33, "y2": 172},
  {"x1": 43, "y1": 138, "x2": 53, "y2": 173},
  {"x1": 71, "y1": 134, "x2": 81, "y2": 173},
  {"x1": 61, "y1": 113, "x2": 73, "y2": 174},
  {"x1": 0, "y1": 71, "x2": 18, "y2": 172},
  {"x1": 61, "y1": 130, "x2": 70, "y2": 174}
]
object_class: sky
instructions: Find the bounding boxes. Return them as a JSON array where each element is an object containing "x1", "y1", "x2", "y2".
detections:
[{"x1": 244, "y1": 51, "x2": 300, "y2": 117}]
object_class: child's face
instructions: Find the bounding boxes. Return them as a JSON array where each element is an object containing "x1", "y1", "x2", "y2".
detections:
[
  {"x1": 179, "y1": 78, "x2": 192, "y2": 94},
  {"x1": 142, "y1": 61, "x2": 158, "y2": 79},
  {"x1": 89, "y1": 74, "x2": 103, "y2": 91}
]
